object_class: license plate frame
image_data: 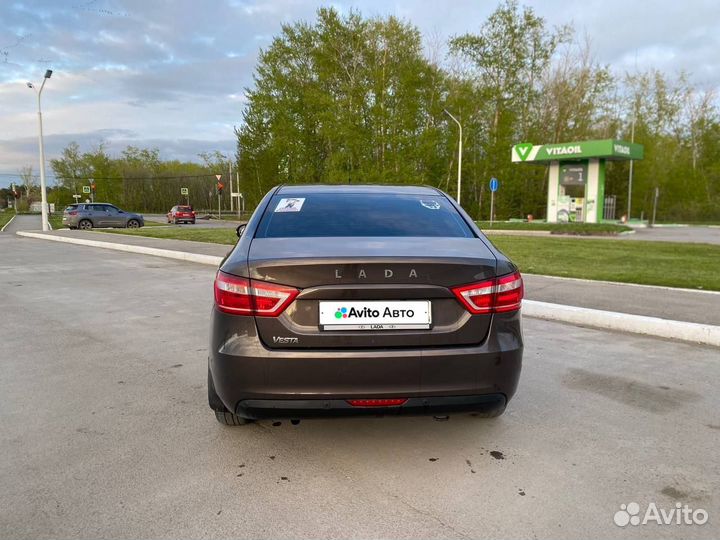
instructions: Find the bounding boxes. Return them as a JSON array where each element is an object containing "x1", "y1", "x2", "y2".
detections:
[{"x1": 319, "y1": 300, "x2": 431, "y2": 331}]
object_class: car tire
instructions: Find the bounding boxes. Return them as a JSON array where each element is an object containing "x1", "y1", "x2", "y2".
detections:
[
  {"x1": 208, "y1": 367, "x2": 253, "y2": 425},
  {"x1": 78, "y1": 219, "x2": 93, "y2": 230},
  {"x1": 215, "y1": 411, "x2": 253, "y2": 426},
  {"x1": 127, "y1": 219, "x2": 140, "y2": 228}
]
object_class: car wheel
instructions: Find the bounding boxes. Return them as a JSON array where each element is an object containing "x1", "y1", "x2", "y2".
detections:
[
  {"x1": 208, "y1": 367, "x2": 252, "y2": 425},
  {"x1": 215, "y1": 411, "x2": 253, "y2": 426},
  {"x1": 78, "y1": 219, "x2": 93, "y2": 230},
  {"x1": 127, "y1": 219, "x2": 140, "y2": 229}
]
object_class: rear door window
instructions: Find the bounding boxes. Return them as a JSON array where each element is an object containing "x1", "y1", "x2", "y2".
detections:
[{"x1": 255, "y1": 192, "x2": 475, "y2": 238}]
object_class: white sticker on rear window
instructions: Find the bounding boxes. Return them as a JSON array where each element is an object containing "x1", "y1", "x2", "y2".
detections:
[
  {"x1": 274, "y1": 198, "x2": 305, "y2": 212},
  {"x1": 420, "y1": 200, "x2": 440, "y2": 210}
]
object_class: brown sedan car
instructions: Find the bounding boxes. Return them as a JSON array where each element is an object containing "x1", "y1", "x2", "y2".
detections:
[{"x1": 208, "y1": 185, "x2": 523, "y2": 425}]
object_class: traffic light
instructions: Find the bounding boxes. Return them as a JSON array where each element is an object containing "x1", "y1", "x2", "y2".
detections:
[
  {"x1": 217, "y1": 181, "x2": 224, "y2": 195},
  {"x1": 90, "y1": 182, "x2": 96, "y2": 193}
]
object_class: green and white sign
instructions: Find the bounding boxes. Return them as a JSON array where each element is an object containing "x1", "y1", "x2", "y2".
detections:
[
  {"x1": 512, "y1": 139, "x2": 643, "y2": 163},
  {"x1": 180, "y1": 187, "x2": 189, "y2": 195},
  {"x1": 82, "y1": 186, "x2": 91, "y2": 194}
]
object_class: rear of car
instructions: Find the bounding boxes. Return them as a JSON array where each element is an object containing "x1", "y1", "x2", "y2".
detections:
[
  {"x1": 169, "y1": 205, "x2": 195, "y2": 224},
  {"x1": 62, "y1": 204, "x2": 81, "y2": 228},
  {"x1": 208, "y1": 185, "x2": 523, "y2": 424}
]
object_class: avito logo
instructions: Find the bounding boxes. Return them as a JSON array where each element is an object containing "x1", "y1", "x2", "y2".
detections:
[{"x1": 335, "y1": 306, "x2": 415, "y2": 319}]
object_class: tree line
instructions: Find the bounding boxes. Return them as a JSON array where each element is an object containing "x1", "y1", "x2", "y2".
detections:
[
  {"x1": 43, "y1": 1, "x2": 719, "y2": 221},
  {"x1": 44, "y1": 144, "x2": 237, "y2": 213},
  {"x1": 236, "y1": 1, "x2": 719, "y2": 221}
]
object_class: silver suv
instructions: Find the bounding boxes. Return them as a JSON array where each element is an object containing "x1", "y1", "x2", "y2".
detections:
[{"x1": 62, "y1": 203, "x2": 145, "y2": 230}]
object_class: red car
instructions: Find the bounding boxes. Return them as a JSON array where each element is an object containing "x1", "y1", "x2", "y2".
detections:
[{"x1": 167, "y1": 205, "x2": 196, "y2": 224}]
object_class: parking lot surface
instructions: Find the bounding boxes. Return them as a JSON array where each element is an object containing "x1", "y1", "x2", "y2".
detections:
[
  {"x1": 622, "y1": 226, "x2": 720, "y2": 245},
  {"x1": 1, "y1": 235, "x2": 718, "y2": 539}
]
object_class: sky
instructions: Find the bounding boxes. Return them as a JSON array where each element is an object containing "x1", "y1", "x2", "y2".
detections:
[{"x1": 1, "y1": 0, "x2": 718, "y2": 188}]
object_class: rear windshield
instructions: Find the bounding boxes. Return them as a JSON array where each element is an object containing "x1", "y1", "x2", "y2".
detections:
[
  {"x1": 255, "y1": 192, "x2": 475, "y2": 238},
  {"x1": 177, "y1": 206, "x2": 193, "y2": 211}
]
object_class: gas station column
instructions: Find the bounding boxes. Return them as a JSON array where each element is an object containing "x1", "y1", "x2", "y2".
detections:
[{"x1": 547, "y1": 161, "x2": 560, "y2": 223}]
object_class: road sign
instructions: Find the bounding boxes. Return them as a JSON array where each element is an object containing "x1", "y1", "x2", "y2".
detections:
[
  {"x1": 82, "y1": 186, "x2": 91, "y2": 194},
  {"x1": 215, "y1": 174, "x2": 222, "y2": 181},
  {"x1": 489, "y1": 178, "x2": 499, "y2": 225},
  {"x1": 72, "y1": 194, "x2": 81, "y2": 201},
  {"x1": 180, "y1": 187, "x2": 189, "y2": 195}
]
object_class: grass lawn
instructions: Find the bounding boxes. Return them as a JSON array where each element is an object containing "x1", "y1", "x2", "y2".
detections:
[
  {"x1": 476, "y1": 221, "x2": 632, "y2": 235},
  {"x1": 104, "y1": 226, "x2": 720, "y2": 290},
  {"x1": 103, "y1": 226, "x2": 238, "y2": 245},
  {"x1": 0, "y1": 209, "x2": 16, "y2": 229},
  {"x1": 489, "y1": 235, "x2": 720, "y2": 290}
]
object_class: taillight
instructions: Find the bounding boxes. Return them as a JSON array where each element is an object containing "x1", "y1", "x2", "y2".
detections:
[
  {"x1": 214, "y1": 271, "x2": 299, "y2": 317},
  {"x1": 451, "y1": 271, "x2": 523, "y2": 314},
  {"x1": 347, "y1": 398, "x2": 408, "y2": 407},
  {"x1": 68, "y1": 211, "x2": 78, "y2": 216}
]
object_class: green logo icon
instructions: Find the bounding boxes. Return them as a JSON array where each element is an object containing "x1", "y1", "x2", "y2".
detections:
[{"x1": 515, "y1": 143, "x2": 533, "y2": 161}]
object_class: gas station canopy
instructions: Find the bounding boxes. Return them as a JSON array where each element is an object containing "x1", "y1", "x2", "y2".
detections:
[
  {"x1": 511, "y1": 139, "x2": 644, "y2": 223},
  {"x1": 512, "y1": 139, "x2": 643, "y2": 163}
]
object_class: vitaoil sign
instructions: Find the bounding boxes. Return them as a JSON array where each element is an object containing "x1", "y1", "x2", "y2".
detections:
[{"x1": 512, "y1": 139, "x2": 643, "y2": 162}]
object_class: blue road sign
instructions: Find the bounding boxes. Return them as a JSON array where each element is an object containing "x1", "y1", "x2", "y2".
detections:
[{"x1": 490, "y1": 177, "x2": 499, "y2": 192}]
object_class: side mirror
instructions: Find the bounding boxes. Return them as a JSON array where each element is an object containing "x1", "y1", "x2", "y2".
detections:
[{"x1": 236, "y1": 224, "x2": 246, "y2": 238}]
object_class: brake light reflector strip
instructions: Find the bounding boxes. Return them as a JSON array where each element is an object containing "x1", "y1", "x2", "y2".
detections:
[
  {"x1": 347, "y1": 398, "x2": 408, "y2": 407},
  {"x1": 214, "y1": 271, "x2": 299, "y2": 317},
  {"x1": 451, "y1": 271, "x2": 523, "y2": 314}
]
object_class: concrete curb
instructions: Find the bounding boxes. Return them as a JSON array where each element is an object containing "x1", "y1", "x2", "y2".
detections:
[
  {"x1": 1, "y1": 215, "x2": 16, "y2": 232},
  {"x1": 15, "y1": 230, "x2": 720, "y2": 347},
  {"x1": 523, "y1": 273, "x2": 720, "y2": 296},
  {"x1": 16, "y1": 231, "x2": 224, "y2": 267},
  {"x1": 523, "y1": 300, "x2": 720, "y2": 348}
]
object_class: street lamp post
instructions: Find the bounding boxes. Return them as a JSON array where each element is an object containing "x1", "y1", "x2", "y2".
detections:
[
  {"x1": 27, "y1": 69, "x2": 53, "y2": 232},
  {"x1": 444, "y1": 109, "x2": 463, "y2": 206},
  {"x1": 626, "y1": 97, "x2": 638, "y2": 222}
]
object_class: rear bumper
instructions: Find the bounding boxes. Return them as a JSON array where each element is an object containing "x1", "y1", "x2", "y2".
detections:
[
  {"x1": 236, "y1": 394, "x2": 506, "y2": 419},
  {"x1": 209, "y1": 308, "x2": 523, "y2": 418}
]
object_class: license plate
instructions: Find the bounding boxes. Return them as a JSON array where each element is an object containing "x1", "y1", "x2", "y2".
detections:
[{"x1": 319, "y1": 301, "x2": 431, "y2": 331}]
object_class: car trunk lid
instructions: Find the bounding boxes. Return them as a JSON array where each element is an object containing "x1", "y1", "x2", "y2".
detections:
[{"x1": 246, "y1": 237, "x2": 497, "y2": 349}]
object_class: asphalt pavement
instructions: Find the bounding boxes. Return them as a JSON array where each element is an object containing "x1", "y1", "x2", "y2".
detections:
[
  {"x1": 1, "y1": 234, "x2": 718, "y2": 539},
  {"x1": 622, "y1": 226, "x2": 720, "y2": 245},
  {"x1": 2, "y1": 213, "x2": 41, "y2": 233}
]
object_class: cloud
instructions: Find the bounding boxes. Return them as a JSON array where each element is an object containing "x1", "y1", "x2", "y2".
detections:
[{"x1": 1, "y1": 0, "x2": 718, "y2": 180}]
